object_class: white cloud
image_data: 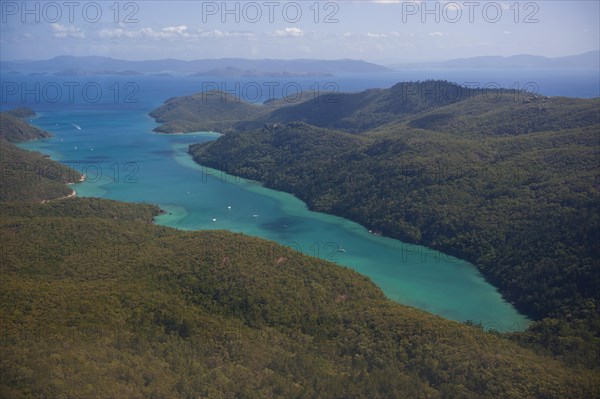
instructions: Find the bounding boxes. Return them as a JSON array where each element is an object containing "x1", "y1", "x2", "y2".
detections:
[
  {"x1": 429, "y1": 31, "x2": 445, "y2": 37},
  {"x1": 198, "y1": 29, "x2": 224, "y2": 38},
  {"x1": 162, "y1": 25, "x2": 188, "y2": 34},
  {"x1": 367, "y1": 32, "x2": 388, "y2": 38},
  {"x1": 98, "y1": 28, "x2": 126, "y2": 39},
  {"x1": 99, "y1": 26, "x2": 188, "y2": 40},
  {"x1": 98, "y1": 26, "x2": 256, "y2": 41},
  {"x1": 272, "y1": 27, "x2": 304, "y2": 38},
  {"x1": 198, "y1": 29, "x2": 255, "y2": 39},
  {"x1": 51, "y1": 23, "x2": 85, "y2": 39},
  {"x1": 148, "y1": 25, "x2": 191, "y2": 39}
]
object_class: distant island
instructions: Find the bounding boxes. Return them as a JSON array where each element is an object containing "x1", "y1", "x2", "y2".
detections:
[
  {"x1": 2, "y1": 52, "x2": 597, "y2": 77},
  {"x1": 0, "y1": 55, "x2": 390, "y2": 76},
  {"x1": 391, "y1": 51, "x2": 600, "y2": 69},
  {"x1": 191, "y1": 67, "x2": 333, "y2": 78},
  {"x1": 53, "y1": 68, "x2": 145, "y2": 76}
]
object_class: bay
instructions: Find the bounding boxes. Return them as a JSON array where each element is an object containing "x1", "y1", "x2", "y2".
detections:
[
  {"x1": 4, "y1": 71, "x2": 569, "y2": 331},
  {"x1": 19, "y1": 105, "x2": 530, "y2": 332}
]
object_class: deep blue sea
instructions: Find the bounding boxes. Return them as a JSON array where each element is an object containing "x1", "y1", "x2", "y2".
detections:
[
  {"x1": 1, "y1": 68, "x2": 598, "y2": 111},
  {"x1": 4, "y1": 68, "x2": 596, "y2": 331}
]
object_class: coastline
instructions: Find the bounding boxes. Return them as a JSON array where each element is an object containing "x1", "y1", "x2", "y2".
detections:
[
  {"x1": 186, "y1": 148, "x2": 532, "y2": 321},
  {"x1": 20, "y1": 109, "x2": 531, "y2": 330},
  {"x1": 41, "y1": 189, "x2": 76, "y2": 204},
  {"x1": 40, "y1": 174, "x2": 87, "y2": 203}
]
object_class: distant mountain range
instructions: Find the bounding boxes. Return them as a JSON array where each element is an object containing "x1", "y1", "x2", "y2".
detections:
[
  {"x1": 2, "y1": 52, "x2": 597, "y2": 77},
  {"x1": 191, "y1": 67, "x2": 333, "y2": 78},
  {"x1": 391, "y1": 51, "x2": 599, "y2": 69},
  {"x1": 0, "y1": 56, "x2": 390, "y2": 76}
]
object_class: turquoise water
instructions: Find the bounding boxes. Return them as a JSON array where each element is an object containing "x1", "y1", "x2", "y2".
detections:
[{"x1": 19, "y1": 107, "x2": 530, "y2": 332}]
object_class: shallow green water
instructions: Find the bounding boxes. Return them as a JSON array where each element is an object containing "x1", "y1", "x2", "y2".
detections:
[{"x1": 21, "y1": 108, "x2": 530, "y2": 331}]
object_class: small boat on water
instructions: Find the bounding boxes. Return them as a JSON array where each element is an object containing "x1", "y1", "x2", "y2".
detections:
[
  {"x1": 337, "y1": 246, "x2": 347, "y2": 253},
  {"x1": 72, "y1": 124, "x2": 82, "y2": 130}
]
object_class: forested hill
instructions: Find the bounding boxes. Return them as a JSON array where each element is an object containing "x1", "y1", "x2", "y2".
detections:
[
  {"x1": 2, "y1": 115, "x2": 599, "y2": 397},
  {"x1": 0, "y1": 111, "x2": 81, "y2": 201},
  {"x1": 150, "y1": 81, "x2": 473, "y2": 133},
  {"x1": 188, "y1": 84, "x2": 600, "y2": 366},
  {"x1": 150, "y1": 80, "x2": 599, "y2": 135},
  {"x1": 0, "y1": 140, "x2": 81, "y2": 202},
  {"x1": 0, "y1": 111, "x2": 52, "y2": 142},
  {"x1": 149, "y1": 91, "x2": 270, "y2": 134}
]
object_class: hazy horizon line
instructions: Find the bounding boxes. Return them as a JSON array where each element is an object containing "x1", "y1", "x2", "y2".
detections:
[{"x1": 3, "y1": 49, "x2": 599, "y2": 65}]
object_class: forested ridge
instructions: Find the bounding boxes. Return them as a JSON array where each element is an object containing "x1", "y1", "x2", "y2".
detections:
[
  {"x1": 1, "y1": 110, "x2": 599, "y2": 397},
  {"x1": 181, "y1": 82, "x2": 600, "y2": 367},
  {"x1": 190, "y1": 122, "x2": 600, "y2": 321},
  {"x1": 0, "y1": 109, "x2": 80, "y2": 202},
  {"x1": 0, "y1": 110, "x2": 51, "y2": 142}
]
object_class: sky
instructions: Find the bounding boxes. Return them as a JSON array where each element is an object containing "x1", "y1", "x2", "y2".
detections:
[{"x1": 1, "y1": 0, "x2": 599, "y2": 64}]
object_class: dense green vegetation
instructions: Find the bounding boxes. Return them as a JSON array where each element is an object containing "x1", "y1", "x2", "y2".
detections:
[
  {"x1": 0, "y1": 139, "x2": 81, "y2": 205},
  {"x1": 190, "y1": 121, "x2": 600, "y2": 320},
  {"x1": 0, "y1": 111, "x2": 51, "y2": 142},
  {"x1": 1, "y1": 110, "x2": 80, "y2": 202},
  {"x1": 149, "y1": 91, "x2": 270, "y2": 134},
  {"x1": 5, "y1": 210, "x2": 598, "y2": 398},
  {"x1": 1, "y1": 196, "x2": 161, "y2": 222},
  {"x1": 152, "y1": 81, "x2": 595, "y2": 135},
  {"x1": 184, "y1": 82, "x2": 600, "y2": 366},
  {"x1": 2, "y1": 111, "x2": 599, "y2": 397},
  {"x1": 0, "y1": 140, "x2": 81, "y2": 202}
]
